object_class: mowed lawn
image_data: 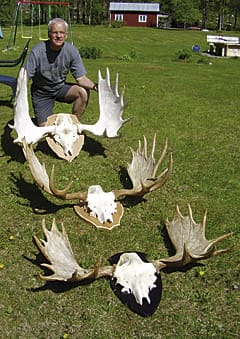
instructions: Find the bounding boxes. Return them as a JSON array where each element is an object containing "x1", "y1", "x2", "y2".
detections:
[{"x1": 0, "y1": 25, "x2": 239, "y2": 338}]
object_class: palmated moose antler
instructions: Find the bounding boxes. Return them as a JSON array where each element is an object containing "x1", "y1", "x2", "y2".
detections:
[
  {"x1": 78, "y1": 68, "x2": 128, "y2": 137},
  {"x1": 114, "y1": 135, "x2": 173, "y2": 198},
  {"x1": 34, "y1": 218, "x2": 113, "y2": 281},
  {"x1": 23, "y1": 135, "x2": 172, "y2": 226},
  {"x1": 9, "y1": 68, "x2": 56, "y2": 145},
  {"x1": 152, "y1": 204, "x2": 233, "y2": 271}
]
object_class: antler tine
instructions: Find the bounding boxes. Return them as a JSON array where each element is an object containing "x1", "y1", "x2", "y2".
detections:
[
  {"x1": 141, "y1": 136, "x2": 172, "y2": 192},
  {"x1": 143, "y1": 135, "x2": 148, "y2": 158},
  {"x1": 201, "y1": 206, "x2": 207, "y2": 235},
  {"x1": 120, "y1": 86, "x2": 125, "y2": 109},
  {"x1": 187, "y1": 204, "x2": 207, "y2": 237},
  {"x1": 49, "y1": 164, "x2": 73, "y2": 196},
  {"x1": 205, "y1": 232, "x2": 234, "y2": 256},
  {"x1": 187, "y1": 203, "x2": 195, "y2": 225},
  {"x1": 212, "y1": 245, "x2": 234, "y2": 257},
  {"x1": 106, "y1": 67, "x2": 111, "y2": 89},
  {"x1": 153, "y1": 137, "x2": 168, "y2": 177},
  {"x1": 150, "y1": 152, "x2": 173, "y2": 192},
  {"x1": 33, "y1": 219, "x2": 50, "y2": 262},
  {"x1": 114, "y1": 71, "x2": 119, "y2": 97},
  {"x1": 174, "y1": 204, "x2": 184, "y2": 219},
  {"x1": 49, "y1": 165, "x2": 87, "y2": 201},
  {"x1": 98, "y1": 69, "x2": 103, "y2": 81},
  {"x1": 151, "y1": 134, "x2": 156, "y2": 158}
]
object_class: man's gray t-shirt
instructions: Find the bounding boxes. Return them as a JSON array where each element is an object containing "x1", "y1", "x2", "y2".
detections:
[{"x1": 25, "y1": 40, "x2": 86, "y2": 93}]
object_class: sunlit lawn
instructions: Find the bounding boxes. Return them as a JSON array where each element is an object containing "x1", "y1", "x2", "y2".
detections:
[{"x1": 0, "y1": 25, "x2": 239, "y2": 338}]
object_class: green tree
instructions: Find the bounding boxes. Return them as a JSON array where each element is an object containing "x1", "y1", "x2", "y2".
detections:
[
  {"x1": 171, "y1": 0, "x2": 201, "y2": 28},
  {"x1": 228, "y1": 0, "x2": 240, "y2": 30},
  {"x1": 0, "y1": 0, "x2": 16, "y2": 26},
  {"x1": 1, "y1": 0, "x2": 240, "y2": 32},
  {"x1": 71, "y1": 0, "x2": 109, "y2": 25}
]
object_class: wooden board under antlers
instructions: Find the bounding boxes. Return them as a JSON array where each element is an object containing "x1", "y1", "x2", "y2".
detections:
[
  {"x1": 46, "y1": 114, "x2": 85, "y2": 162},
  {"x1": 74, "y1": 202, "x2": 124, "y2": 230}
]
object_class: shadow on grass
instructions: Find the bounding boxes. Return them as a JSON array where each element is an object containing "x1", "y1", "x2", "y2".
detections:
[
  {"x1": 82, "y1": 134, "x2": 107, "y2": 157},
  {"x1": 0, "y1": 120, "x2": 25, "y2": 163},
  {"x1": 10, "y1": 172, "x2": 72, "y2": 214},
  {"x1": 117, "y1": 165, "x2": 146, "y2": 207},
  {"x1": 35, "y1": 139, "x2": 60, "y2": 159},
  {"x1": 0, "y1": 98, "x2": 13, "y2": 108}
]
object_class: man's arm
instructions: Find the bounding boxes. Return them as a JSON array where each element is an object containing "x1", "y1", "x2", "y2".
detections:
[
  {"x1": 24, "y1": 49, "x2": 37, "y2": 80},
  {"x1": 76, "y1": 75, "x2": 98, "y2": 92}
]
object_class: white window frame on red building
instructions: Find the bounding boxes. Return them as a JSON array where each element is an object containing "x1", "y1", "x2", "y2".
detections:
[
  {"x1": 138, "y1": 15, "x2": 147, "y2": 23},
  {"x1": 115, "y1": 14, "x2": 124, "y2": 21}
]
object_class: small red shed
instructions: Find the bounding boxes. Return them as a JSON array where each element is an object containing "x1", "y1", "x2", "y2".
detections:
[{"x1": 109, "y1": 2, "x2": 161, "y2": 28}]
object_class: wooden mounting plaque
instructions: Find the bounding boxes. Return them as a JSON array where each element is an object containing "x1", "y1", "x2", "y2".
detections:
[
  {"x1": 74, "y1": 202, "x2": 124, "y2": 230},
  {"x1": 46, "y1": 114, "x2": 84, "y2": 162}
]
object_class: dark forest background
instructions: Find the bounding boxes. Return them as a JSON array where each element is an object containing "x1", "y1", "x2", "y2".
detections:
[{"x1": 1, "y1": 1, "x2": 240, "y2": 31}]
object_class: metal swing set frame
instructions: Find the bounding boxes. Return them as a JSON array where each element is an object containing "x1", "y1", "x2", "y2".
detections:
[{"x1": 6, "y1": 0, "x2": 73, "y2": 50}]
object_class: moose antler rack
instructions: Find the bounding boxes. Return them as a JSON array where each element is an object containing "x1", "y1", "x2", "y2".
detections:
[
  {"x1": 10, "y1": 67, "x2": 128, "y2": 161},
  {"x1": 33, "y1": 205, "x2": 233, "y2": 317},
  {"x1": 23, "y1": 135, "x2": 173, "y2": 229}
]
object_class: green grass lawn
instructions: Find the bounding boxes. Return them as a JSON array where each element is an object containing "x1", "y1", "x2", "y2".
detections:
[{"x1": 0, "y1": 25, "x2": 239, "y2": 338}]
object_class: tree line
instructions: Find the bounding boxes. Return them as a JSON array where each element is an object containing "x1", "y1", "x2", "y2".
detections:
[{"x1": 0, "y1": 0, "x2": 240, "y2": 31}]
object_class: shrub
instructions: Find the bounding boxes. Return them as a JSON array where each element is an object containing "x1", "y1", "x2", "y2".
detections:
[
  {"x1": 119, "y1": 50, "x2": 137, "y2": 62},
  {"x1": 197, "y1": 56, "x2": 211, "y2": 64},
  {"x1": 79, "y1": 46, "x2": 103, "y2": 59},
  {"x1": 129, "y1": 50, "x2": 137, "y2": 59},
  {"x1": 119, "y1": 54, "x2": 134, "y2": 61},
  {"x1": 176, "y1": 48, "x2": 192, "y2": 61},
  {"x1": 110, "y1": 20, "x2": 124, "y2": 28}
]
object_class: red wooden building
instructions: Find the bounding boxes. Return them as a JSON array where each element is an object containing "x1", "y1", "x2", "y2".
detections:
[{"x1": 109, "y1": 2, "x2": 163, "y2": 28}]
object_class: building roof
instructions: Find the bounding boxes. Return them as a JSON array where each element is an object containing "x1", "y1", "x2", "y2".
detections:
[
  {"x1": 109, "y1": 2, "x2": 160, "y2": 12},
  {"x1": 207, "y1": 35, "x2": 240, "y2": 45}
]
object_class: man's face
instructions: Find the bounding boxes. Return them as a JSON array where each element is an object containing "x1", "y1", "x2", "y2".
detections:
[{"x1": 48, "y1": 22, "x2": 67, "y2": 50}]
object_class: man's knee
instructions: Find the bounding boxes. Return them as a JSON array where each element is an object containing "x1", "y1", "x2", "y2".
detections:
[
  {"x1": 79, "y1": 86, "x2": 90, "y2": 104},
  {"x1": 66, "y1": 85, "x2": 89, "y2": 103}
]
